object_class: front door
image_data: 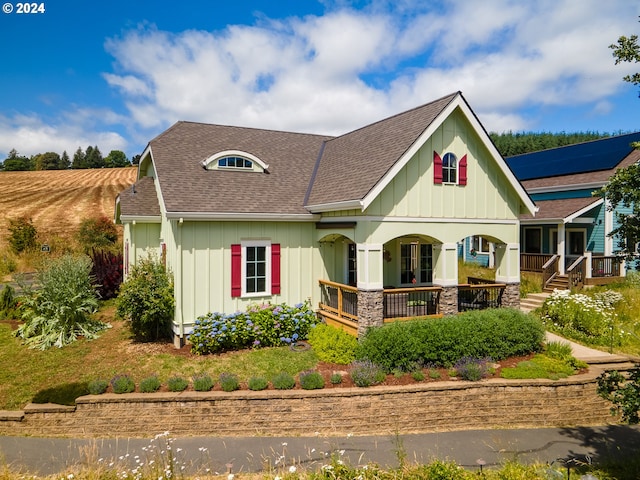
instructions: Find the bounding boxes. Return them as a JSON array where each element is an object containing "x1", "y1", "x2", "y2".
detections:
[{"x1": 566, "y1": 230, "x2": 585, "y2": 267}]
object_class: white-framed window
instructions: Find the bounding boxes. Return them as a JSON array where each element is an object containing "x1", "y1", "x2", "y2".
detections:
[
  {"x1": 472, "y1": 236, "x2": 490, "y2": 254},
  {"x1": 218, "y1": 156, "x2": 253, "y2": 169},
  {"x1": 442, "y1": 152, "x2": 457, "y2": 184},
  {"x1": 242, "y1": 240, "x2": 271, "y2": 297}
]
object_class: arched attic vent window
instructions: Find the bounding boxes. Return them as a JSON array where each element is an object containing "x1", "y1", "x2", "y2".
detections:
[{"x1": 201, "y1": 150, "x2": 269, "y2": 173}]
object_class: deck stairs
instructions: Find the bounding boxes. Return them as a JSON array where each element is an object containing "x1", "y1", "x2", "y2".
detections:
[
  {"x1": 520, "y1": 292, "x2": 551, "y2": 314},
  {"x1": 543, "y1": 274, "x2": 569, "y2": 293}
]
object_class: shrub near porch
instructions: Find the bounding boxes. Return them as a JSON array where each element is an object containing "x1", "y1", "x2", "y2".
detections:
[{"x1": 356, "y1": 308, "x2": 545, "y2": 372}]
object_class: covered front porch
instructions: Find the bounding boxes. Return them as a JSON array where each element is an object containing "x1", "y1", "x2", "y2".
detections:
[
  {"x1": 315, "y1": 226, "x2": 520, "y2": 337},
  {"x1": 318, "y1": 278, "x2": 507, "y2": 336},
  {"x1": 520, "y1": 197, "x2": 625, "y2": 290}
]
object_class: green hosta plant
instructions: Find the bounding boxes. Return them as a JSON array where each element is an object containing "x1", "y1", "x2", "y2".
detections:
[{"x1": 15, "y1": 254, "x2": 107, "y2": 350}]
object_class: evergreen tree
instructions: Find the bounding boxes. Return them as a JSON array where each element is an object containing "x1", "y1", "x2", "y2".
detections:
[
  {"x1": 86, "y1": 145, "x2": 104, "y2": 168},
  {"x1": 59, "y1": 150, "x2": 70, "y2": 169},
  {"x1": 2, "y1": 149, "x2": 32, "y2": 171},
  {"x1": 72, "y1": 147, "x2": 87, "y2": 169}
]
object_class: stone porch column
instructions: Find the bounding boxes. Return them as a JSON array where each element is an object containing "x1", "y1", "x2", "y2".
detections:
[
  {"x1": 356, "y1": 243, "x2": 384, "y2": 336},
  {"x1": 439, "y1": 285, "x2": 458, "y2": 316}
]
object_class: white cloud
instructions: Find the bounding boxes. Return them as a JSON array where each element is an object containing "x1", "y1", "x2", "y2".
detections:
[
  {"x1": 100, "y1": 0, "x2": 638, "y2": 137},
  {"x1": 0, "y1": 112, "x2": 128, "y2": 159}
]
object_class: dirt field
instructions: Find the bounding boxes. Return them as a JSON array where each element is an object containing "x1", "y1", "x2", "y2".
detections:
[{"x1": 0, "y1": 167, "x2": 137, "y2": 248}]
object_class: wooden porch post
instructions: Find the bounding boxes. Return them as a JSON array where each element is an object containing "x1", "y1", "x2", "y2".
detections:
[{"x1": 432, "y1": 243, "x2": 458, "y2": 315}]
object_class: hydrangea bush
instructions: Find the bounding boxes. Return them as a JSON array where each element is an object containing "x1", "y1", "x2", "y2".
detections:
[
  {"x1": 541, "y1": 289, "x2": 623, "y2": 345},
  {"x1": 189, "y1": 301, "x2": 319, "y2": 354}
]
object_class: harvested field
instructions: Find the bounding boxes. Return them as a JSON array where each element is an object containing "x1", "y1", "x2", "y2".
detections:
[{"x1": 0, "y1": 167, "x2": 137, "y2": 248}]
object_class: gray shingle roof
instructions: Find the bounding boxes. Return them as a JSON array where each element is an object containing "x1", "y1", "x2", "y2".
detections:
[
  {"x1": 149, "y1": 123, "x2": 332, "y2": 215},
  {"x1": 118, "y1": 176, "x2": 161, "y2": 218},
  {"x1": 306, "y1": 93, "x2": 458, "y2": 207},
  {"x1": 520, "y1": 197, "x2": 601, "y2": 221},
  {"x1": 126, "y1": 93, "x2": 461, "y2": 217}
]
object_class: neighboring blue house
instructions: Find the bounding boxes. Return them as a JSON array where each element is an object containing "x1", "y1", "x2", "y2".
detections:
[{"x1": 505, "y1": 132, "x2": 640, "y2": 289}]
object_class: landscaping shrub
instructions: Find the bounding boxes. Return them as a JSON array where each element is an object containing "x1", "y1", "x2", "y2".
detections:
[
  {"x1": 111, "y1": 374, "x2": 135, "y2": 394},
  {"x1": 501, "y1": 355, "x2": 577, "y2": 380},
  {"x1": 0, "y1": 252, "x2": 17, "y2": 277},
  {"x1": 89, "y1": 248, "x2": 123, "y2": 300},
  {"x1": 0, "y1": 285, "x2": 19, "y2": 320},
  {"x1": 77, "y1": 216, "x2": 118, "y2": 253},
  {"x1": 88, "y1": 379, "x2": 109, "y2": 395},
  {"x1": 307, "y1": 323, "x2": 358, "y2": 364},
  {"x1": 167, "y1": 376, "x2": 189, "y2": 392},
  {"x1": 299, "y1": 370, "x2": 325, "y2": 390},
  {"x1": 189, "y1": 301, "x2": 319, "y2": 354},
  {"x1": 411, "y1": 370, "x2": 425, "y2": 381},
  {"x1": 330, "y1": 373, "x2": 343, "y2": 385},
  {"x1": 116, "y1": 252, "x2": 174, "y2": 342},
  {"x1": 597, "y1": 367, "x2": 640, "y2": 424},
  {"x1": 219, "y1": 373, "x2": 240, "y2": 392},
  {"x1": 15, "y1": 254, "x2": 107, "y2": 350},
  {"x1": 139, "y1": 375, "x2": 162, "y2": 393},
  {"x1": 453, "y1": 357, "x2": 492, "y2": 381},
  {"x1": 7, "y1": 216, "x2": 37, "y2": 254},
  {"x1": 192, "y1": 373, "x2": 214, "y2": 392},
  {"x1": 248, "y1": 376, "x2": 269, "y2": 391},
  {"x1": 349, "y1": 360, "x2": 386, "y2": 387},
  {"x1": 272, "y1": 372, "x2": 296, "y2": 390},
  {"x1": 356, "y1": 308, "x2": 544, "y2": 371}
]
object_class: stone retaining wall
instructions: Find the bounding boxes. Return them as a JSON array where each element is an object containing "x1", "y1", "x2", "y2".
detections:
[{"x1": 0, "y1": 367, "x2": 619, "y2": 438}]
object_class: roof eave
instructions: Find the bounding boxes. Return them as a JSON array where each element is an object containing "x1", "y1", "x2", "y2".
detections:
[
  {"x1": 305, "y1": 199, "x2": 364, "y2": 213},
  {"x1": 165, "y1": 212, "x2": 320, "y2": 222}
]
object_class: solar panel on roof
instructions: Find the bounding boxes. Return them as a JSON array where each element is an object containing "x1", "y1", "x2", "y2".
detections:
[{"x1": 505, "y1": 132, "x2": 640, "y2": 181}]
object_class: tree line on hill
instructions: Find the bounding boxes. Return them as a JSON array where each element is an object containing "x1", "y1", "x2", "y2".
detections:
[{"x1": 0, "y1": 146, "x2": 141, "y2": 171}]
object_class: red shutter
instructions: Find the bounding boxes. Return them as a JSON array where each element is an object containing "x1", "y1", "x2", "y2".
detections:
[
  {"x1": 271, "y1": 243, "x2": 281, "y2": 295},
  {"x1": 459, "y1": 154, "x2": 467, "y2": 185},
  {"x1": 231, "y1": 244, "x2": 241, "y2": 298},
  {"x1": 433, "y1": 151, "x2": 443, "y2": 184}
]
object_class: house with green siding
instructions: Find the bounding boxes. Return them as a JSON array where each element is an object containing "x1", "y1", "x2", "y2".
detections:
[
  {"x1": 505, "y1": 132, "x2": 640, "y2": 290},
  {"x1": 115, "y1": 92, "x2": 537, "y2": 346}
]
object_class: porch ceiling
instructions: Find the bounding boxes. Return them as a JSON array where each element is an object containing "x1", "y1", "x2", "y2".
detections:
[{"x1": 521, "y1": 197, "x2": 602, "y2": 223}]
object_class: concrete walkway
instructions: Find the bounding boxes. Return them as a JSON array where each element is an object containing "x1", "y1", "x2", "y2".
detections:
[{"x1": 544, "y1": 331, "x2": 635, "y2": 365}]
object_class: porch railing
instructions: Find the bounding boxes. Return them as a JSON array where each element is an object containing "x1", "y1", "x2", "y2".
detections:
[
  {"x1": 318, "y1": 280, "x2": 358, "y2": 334},
  {"x1": 383, "y1": 287, "x2": 442, "y2": 321},
  {"x1": 458, "y1": 283, "x2": 506, "y2": 312},
  {"x1": 591, "y1": 255, "x2": 621, "y2": 277},
  {"x1": 521, "y1": 253, "x2": 554, "y2": 272},
  {"x1": 567, "y1": 256, "x2": 586, "y2": 290},
  {"x1": 542, "y1": 255, "x2": 559, "y2": 289}
]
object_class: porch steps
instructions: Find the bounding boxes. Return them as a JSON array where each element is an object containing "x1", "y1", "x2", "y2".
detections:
[
  {"x1": 543, "y1": 274, "x2": 569, "y2": 293},
  {"x1": 520, "y1": 292, "x2": 550, "y2": 313}
]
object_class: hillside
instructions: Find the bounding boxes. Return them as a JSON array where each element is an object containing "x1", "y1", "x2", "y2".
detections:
[{"x1": 0, "y1": 167, "x2": 137, "y2": 250}]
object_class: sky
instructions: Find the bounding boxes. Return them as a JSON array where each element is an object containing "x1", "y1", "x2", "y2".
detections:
[{"x1": 0, "y1": 0, "x2": 638, "y2": 160}]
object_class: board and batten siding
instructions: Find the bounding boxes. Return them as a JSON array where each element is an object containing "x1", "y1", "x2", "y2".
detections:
[
  {"x1": 173, "y1": 221, "x2": 326, "y2": 332},
  {"x1": 372, "y1": 111, "x2": 521, "y2": 221}
]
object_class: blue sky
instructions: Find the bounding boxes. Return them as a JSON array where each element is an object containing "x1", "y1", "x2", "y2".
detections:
[{"x1": 0, "y1": 0, "x2": 638, "y2": 160}]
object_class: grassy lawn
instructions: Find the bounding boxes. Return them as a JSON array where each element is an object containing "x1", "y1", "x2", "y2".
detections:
[{"x1": 0, "y1": 305, "x2": 318, "y2": 410}]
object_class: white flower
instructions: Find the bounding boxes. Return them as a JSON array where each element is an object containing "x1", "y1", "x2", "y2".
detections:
[
  {"x1": 282, "y1": 442, "x2": 288, "y2": 446},
  {"x1": 347, "y1": 433, "x2": 354, "y2": 438},
  {"x1": 289, "y1": 466, "x2": 297, "y2": 473},
  {"x1": 274, "y1": 476, "x2": 281, "y2": 480},
  {"x1": 228, "y1": 474, "x2": 235, "y2": 480},
  {"x1": 67, "y1": 474, "x2": 74, "y2": 479}
]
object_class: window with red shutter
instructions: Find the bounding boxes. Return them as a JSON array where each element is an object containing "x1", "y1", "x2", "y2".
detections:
[
  {"x1": 231, "y1": 241, "x2": 281, "y2": 298},
  {"x1": 459, "y1": 154, "x2": 467, "y2": 185}
]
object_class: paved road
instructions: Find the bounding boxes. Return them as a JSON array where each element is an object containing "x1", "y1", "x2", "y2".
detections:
[{"x1": 2, "y1": 425, "x2": 640, "y2": 476}]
